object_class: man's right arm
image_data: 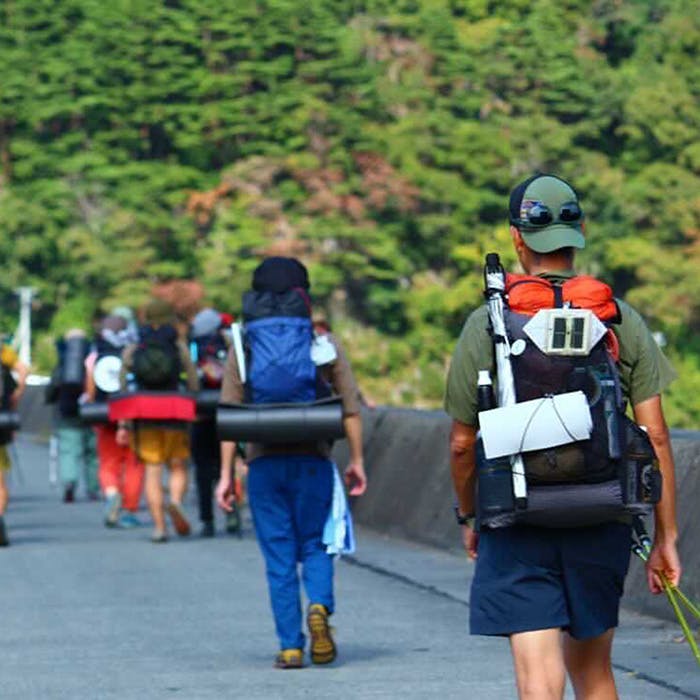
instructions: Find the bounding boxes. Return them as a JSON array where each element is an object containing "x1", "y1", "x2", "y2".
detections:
[
  {"x1": 450, "y1": 420, "x2": 478, "y2": 516},
  {"x1": 216, "y1": 348, "x2": 244, "y2": 512},
  {"x1": 445, "y1": 308, "x2": 491, "y2": 559}
]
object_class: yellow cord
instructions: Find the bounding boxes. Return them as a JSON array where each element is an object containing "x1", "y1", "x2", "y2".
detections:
[{"x1": 633, "y1": 547, "x2": 700, "y2": 667}]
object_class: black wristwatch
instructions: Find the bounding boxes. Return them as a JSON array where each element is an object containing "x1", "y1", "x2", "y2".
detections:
[{"x1": 454, "y1": 507, "x2": 475, "y2": 528}]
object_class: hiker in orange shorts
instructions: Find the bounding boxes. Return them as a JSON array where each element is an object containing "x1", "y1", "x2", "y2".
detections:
[{"x1": 118, "y1": 299, "x2": 199, "y2": 543}]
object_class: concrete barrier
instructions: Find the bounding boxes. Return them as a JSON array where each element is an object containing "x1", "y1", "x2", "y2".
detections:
[
  {"x1": 16, "y1": 387, "x2": 700, "y2": 621},
  {"x1": 334, "y1": 408, "x2": 700, "y2": 622}
]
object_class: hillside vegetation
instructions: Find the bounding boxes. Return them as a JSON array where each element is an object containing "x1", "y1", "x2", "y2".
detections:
[{"x1": 0, "y1": 1, "x2": 698, "y2": 425}]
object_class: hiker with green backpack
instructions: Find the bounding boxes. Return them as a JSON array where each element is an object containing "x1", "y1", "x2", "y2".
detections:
[{"x1": 117, "y1": 298, "x2": 199, "y2": 543}]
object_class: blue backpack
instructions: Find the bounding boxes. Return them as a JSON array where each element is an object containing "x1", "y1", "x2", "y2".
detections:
[{"x1": 242, "y1": 289, "x2": 328, "y2": 404}]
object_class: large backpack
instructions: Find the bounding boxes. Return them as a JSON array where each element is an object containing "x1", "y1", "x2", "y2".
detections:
[
  {"x1": 192, "y1": 331, "x2": 228, "y2": 390},
  {"x1": 242, "y1": 288, "x2": 329, "y2": 404},
  {"x1": 54, "y1": 336, "x2": 89, "y2": 418},
  {"x1": 132, "y1": 325, "x2": 181, "y2": 391},
  {"x1": 476, "y1": 261, "x2": 660, "y2": 529},
  {"x1": 503, "y1": 273, "x2": 625, "y2": 486}
]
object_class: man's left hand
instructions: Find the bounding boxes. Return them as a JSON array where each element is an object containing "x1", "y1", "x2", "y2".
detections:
[
  {"x1": 646, "y1": 538, "x2": 681, "y2": 594},
  {"x1": 461, "y1": 525, "x2": 479, "y2": 560},
  {"x1": 344, "y1": 460, "x2": 367, "y2": 496}
]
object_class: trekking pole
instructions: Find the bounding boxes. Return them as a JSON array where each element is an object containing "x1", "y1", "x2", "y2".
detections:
[
  {"x1": 632, "y1": 516, "x2": 699, "y2": 622},
  {"x1": 483, "y1": 253, "x2": 527, "y2": 507},
  {"x1": 632, "y1": 517, "x2": 700, "y2": 667}
]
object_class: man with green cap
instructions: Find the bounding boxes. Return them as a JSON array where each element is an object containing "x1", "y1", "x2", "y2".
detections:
[{"x1": 445, "y1": 174, "x2": 681, "y2": 698}]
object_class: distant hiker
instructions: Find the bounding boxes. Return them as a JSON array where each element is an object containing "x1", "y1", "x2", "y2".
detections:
[
  {"x1": 85, "y1": 313, "x2": 144, "y2": 528},
  {"x1": 0, "y1": 339, "x2": 28, "y2": 547},
  {"x1": 189, "y1": 307, "x2": 240, "y2": 537},
  {"x1": 47, "y1": 329, "x2": 99, "y2": 503},
  {"x1": 216, "y1": 257, "x2": 367, "y2": 669},
  {"x1": 117, "y1": 299, "x2": 199, "y2": 543},
  {"x1": 445, "y1": 174, "x2": 681, "y2": 699},
  {"x1": 111, "y1": 305, "x2": 138, "y2": 335}
]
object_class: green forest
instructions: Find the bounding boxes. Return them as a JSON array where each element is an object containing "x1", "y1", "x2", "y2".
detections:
[{"x1": 0, "y1": 0, "x2": 698, "y2": 426}]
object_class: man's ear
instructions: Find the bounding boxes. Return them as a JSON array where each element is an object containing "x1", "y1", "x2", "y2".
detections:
[{"x1": 510, "y1": 225, "x2": 525, "y2": 253}]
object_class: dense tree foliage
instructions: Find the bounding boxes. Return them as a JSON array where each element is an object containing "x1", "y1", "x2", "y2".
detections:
[{"x1": 0, "y1": 0, "x2": 698, "y2": 425}]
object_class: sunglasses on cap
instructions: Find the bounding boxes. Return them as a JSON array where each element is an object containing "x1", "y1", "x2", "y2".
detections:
[{"x1": 512, "y1": 200, "x2": 583, "y2": 228}]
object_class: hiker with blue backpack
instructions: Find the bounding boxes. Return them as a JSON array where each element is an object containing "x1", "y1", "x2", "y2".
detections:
[
  {"x1": 215, "y1": 257, "x2": 366, "y2": 669},
  {"x1": 445, "y1": 174, "x2": 681, "y2": 699}
]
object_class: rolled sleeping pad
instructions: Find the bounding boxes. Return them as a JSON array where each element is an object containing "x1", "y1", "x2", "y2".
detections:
[
  {"x1": 79, "y1": 402, "x2": 111, "y2": 425},
  {"x1": 108, "y1": 392, "x2": 197, "y2": 423},
  {"x1": 0, "y1": 411, "x2": 21, "y2": 431},
  {"x1": 480, "y1": 478, "x2": 655, "y2": 529},
  {"x1": 62, "y1": 336, "x2": 89, "y2": 386},
  {"x1": 196, "y1": 389, "x2": 220, "y2": 417},
  {"x1": 217, "y1": 398, "x2": 345, "y2": 443}
]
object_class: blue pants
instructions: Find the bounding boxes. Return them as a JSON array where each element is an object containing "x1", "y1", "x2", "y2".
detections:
[{"x1": 248, "y1": 455, "x2": 334, "y2": 650}]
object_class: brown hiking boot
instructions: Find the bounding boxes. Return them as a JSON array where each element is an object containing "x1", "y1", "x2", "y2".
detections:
[
  {"x1": 307, "y1": 604, "x2": 336, "y2": 664},
  {"x1": 166, "y1": 503, "x2": 191, "y2": 537},
  {"x1": 274, "y1": 648, "x2": 304, "y2": 669}
]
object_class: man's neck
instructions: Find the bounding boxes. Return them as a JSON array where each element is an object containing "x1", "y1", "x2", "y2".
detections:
[
  {"x1": 525, "y1": 261, "x2": 574, "y2": 276},
  {"x1": 521, "y1": 249, "x2": 575, "y2": 276}
]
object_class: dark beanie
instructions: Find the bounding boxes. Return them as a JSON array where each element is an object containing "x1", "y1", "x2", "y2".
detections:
[{"x1": 252, "y1": 257, "x2": 310, "y2": 293}]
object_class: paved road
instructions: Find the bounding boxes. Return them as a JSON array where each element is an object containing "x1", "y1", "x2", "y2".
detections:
[{"x1": 2, "y1": 437, "x2": 698, "y2": 699}]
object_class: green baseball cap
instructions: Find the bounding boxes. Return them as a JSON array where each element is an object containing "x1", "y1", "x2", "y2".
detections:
[{"x1": 509, "y1": 174, "x2": 585, "y2": 253}]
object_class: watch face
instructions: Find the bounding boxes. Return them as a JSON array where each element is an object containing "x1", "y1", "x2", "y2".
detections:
[{"x1": 454, "y1": 507, "x2": 474, "y2": 525}]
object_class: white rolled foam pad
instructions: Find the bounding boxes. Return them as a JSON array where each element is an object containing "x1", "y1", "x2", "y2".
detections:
[{"x1": 479, "y1": 390, "x2": 592, "y2": 460}]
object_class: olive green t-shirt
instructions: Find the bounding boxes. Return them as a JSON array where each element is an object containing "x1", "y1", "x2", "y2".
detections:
[{"x1": 444, "y1": 271, "x2": 676, "y2": 425}]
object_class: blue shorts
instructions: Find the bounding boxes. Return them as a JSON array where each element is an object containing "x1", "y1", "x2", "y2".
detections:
[{"x1": 470, "y1": 522, "x2": 632, "y2": 640}]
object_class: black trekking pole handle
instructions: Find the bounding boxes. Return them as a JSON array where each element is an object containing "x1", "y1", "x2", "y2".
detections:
[
  {"x1": 483, "y1": 253, "x2": 506, "y2": 300},
  {"x1": 632, "y1": 515, "x2": 652, "y2": 553}
]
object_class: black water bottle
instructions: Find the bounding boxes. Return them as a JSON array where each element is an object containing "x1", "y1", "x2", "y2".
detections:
[
  {"x1": 600, "y1": 378, "x2": 622, "y2": 460},
  {"x1": 477, "y1": 370, "x2": 495, "y2": 414},
  {"x1": 623, "y1": 422, "x2": 662, "y2": 505},
  {"x1": 476, "y1": 370, "x2": 514, "y2": 521}
]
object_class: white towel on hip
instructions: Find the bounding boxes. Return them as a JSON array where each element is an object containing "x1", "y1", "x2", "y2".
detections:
[{"x1": 322, "y1": 464, "x2": 356, "y2": 555}]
